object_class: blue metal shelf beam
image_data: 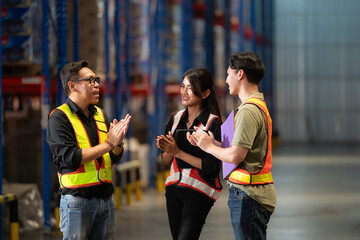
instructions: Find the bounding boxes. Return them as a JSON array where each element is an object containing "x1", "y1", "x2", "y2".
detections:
[
  {"x1": 123, "y1": 0, "x2": 132, "y2": 163},
  {"x1": 205, "y1": 0, "x2": 215, "y2": 76},
  {"x1": 249, "y1": 0, "x2": 256, "y2": 51},
  {"x1": 148, "y1": 0, "x2": 168, "y2": 187},
  {"x1": 114, "y1": 0, "x2": 123, "y2": 119},
  {"x1": 263, "y1": 0, "x2": 274, "y2": 122},
  {"x1": 73, "y1": 0, "x2": 80, "y2": 61},
  {"x1": 0, "y1": 0, "x2": 3, "y2": 236},
  {"x1": 224, "y1": 0, "x2": 231, "y2": 70},
  {"x1": 56, "y1": 0, "x2": 68, "y2": 106},
  {"x1": 180, "y1": 0, "x2": 193, "y2": 76},
  {"x1": 105, "y1": 0, "x2": 110, "y2": 99},
  {"x1": 42, "y1": 0, "x2": 51, "y2": 230}
]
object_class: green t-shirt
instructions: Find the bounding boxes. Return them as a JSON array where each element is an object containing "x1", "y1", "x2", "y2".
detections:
[{"x1": 228, "y1": 92, "x2": 277, "y2": 213}]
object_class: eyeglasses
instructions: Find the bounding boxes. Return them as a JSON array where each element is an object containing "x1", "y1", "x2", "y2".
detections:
[{"x1": 72, "y1": 76, "x2": 101, "y2": 86}]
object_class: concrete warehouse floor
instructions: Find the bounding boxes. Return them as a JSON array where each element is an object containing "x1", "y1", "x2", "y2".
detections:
[{"x1": 9, "y1": 143, "x2": 360, "y2": 240}]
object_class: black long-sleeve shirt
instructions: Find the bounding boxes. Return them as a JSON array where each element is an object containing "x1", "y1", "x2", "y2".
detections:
[
  {"x1": 47, "y1": 98, "x2": 122, "y2": 199},
  {"x1": 165, "y1": 108, "x2": 222, "y2": 185}
]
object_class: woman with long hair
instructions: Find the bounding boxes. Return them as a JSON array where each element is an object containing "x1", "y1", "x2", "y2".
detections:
[{"x1": 156, "y1": 68, "x2": 222, "y2": 240}]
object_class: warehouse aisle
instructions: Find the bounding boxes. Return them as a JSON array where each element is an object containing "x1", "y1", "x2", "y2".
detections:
[
  {"x1": 12, "y1": 144, "x2": 360, "y2": 240},
  {"x1": 115, "y1": 144, "x2": 360, "y2": 240}
]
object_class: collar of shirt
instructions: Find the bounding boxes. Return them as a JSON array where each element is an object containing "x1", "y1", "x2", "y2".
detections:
[
  {"x1": 179, "y1": 107, "x2": 211, "y2": 127},
  {"x1": 237, "y1": 92, "x2": 264, "y2": 111},
  {"x1": 66, "y1": 98, "x2": 97, "y2": 117}
]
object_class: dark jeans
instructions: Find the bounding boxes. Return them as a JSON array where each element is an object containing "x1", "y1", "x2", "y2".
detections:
[
  {"x1": 227, "y1": 185, "x2": 272, "y2": 240},
  {"x1": 165, "y1": 187, "x2": 214, "y2": 240}
]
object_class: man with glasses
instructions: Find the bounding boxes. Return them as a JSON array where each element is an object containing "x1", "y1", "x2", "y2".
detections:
[{"x1": 47, "y1": 60, "x2": 131, "y2": 239}]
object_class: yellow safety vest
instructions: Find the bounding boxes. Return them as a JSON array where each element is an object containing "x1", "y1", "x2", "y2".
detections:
[
  {"x1": 228, "y1": 97, "x2": 274, "y2": 185},
  {"x1": 54, "y1": 104, "x2": 112, "y2": 188}
]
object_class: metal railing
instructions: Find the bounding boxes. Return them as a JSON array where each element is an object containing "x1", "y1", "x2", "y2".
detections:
[{"x1": 115, "y1": 160, "x2": 142, "y2": 208}]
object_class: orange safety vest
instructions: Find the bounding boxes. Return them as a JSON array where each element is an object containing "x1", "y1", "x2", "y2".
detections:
[
  {"x1": 51, "y1": 104, "x2": 113, "y2": 188},
  {"x1": 228, "y1": 97, "x2": 274, "y2": 185},
  {"x1": 165, "y1": 110, "x2": 222, "y2": 200}
]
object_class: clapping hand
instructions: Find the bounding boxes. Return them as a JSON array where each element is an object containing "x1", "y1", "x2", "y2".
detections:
[
  {"x1": 187, "y1": 126, "x2": 216, "y2": 152},
  {"x1": 107, "y1": 114, "x2": 131, "y2": 146},
  {"x1": 156, "y1": 131, "x2": 179, "y2": 156}
]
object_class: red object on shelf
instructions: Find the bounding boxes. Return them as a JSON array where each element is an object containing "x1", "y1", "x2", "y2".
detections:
[
  {"x1": 244, "y1": 25, "x2": 254, "y2": 40},
  {"x1": 230, "y1": 17, "x2": 239, "y2": 32},
  {"x1": 3, "y1": 75, "x2": 44, "y2": 95},
  {"x1": 130, "y1": 74, "x2": 150, "y2": 96},
  {"x1": 193, "y1": 3, "x2": 205, "y2": 19},
  {"x1": 165, "y1": 83, "x2": 180, "y2": 96},
  {"x1": 214, "y1": 10, "x2": 225, "y2": 27}
]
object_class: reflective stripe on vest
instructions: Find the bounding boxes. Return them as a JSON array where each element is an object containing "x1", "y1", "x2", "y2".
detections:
[
  {"x1": 170, "y1": 109, "x2": 218, "y2": 134},
  {"x1": 55, "y1": 104, "x2": 112, "y2": 188},
  {"x1": 165, "y1": 163, "x2": 222, "y2": 201},
  {"x1": 165, "y1": 110, "x2": 222, "y2": 200},
  {"x1": 228, "y1": 97, "x2": 274, "y2": 185}
]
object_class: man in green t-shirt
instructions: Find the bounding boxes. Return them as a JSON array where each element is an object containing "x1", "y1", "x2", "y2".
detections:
[{"x1": 189, "y1": 52, "x2": 276, "y2": 240}]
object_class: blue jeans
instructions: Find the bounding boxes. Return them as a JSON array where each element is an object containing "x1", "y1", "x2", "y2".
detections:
[
  {"x1": 59, "y1": 195, "x2": 115, "y2": 240},
  {"x1": 227, "y1": 185, "x2": 272, "y2": 240}
]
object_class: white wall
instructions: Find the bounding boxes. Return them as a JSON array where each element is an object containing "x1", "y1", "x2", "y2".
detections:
[{"x1": 274, "y1": 0, "x2": 360, "y2": 143}]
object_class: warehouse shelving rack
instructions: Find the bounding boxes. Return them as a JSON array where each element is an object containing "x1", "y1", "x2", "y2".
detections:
[{"x1": 0, "y1": 1, "x2": 275, "y2": 236}]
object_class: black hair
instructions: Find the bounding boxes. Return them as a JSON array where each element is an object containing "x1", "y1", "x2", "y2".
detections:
[
  {"x1": 60, "y1": 60, "x2": 89, "y2": 96},
  {"x1": 229, "y1": 52, "x2": 265, "y2": 85},
  {"x1": 182, "y1": 68, "x2": 221, "y2": 121}
]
